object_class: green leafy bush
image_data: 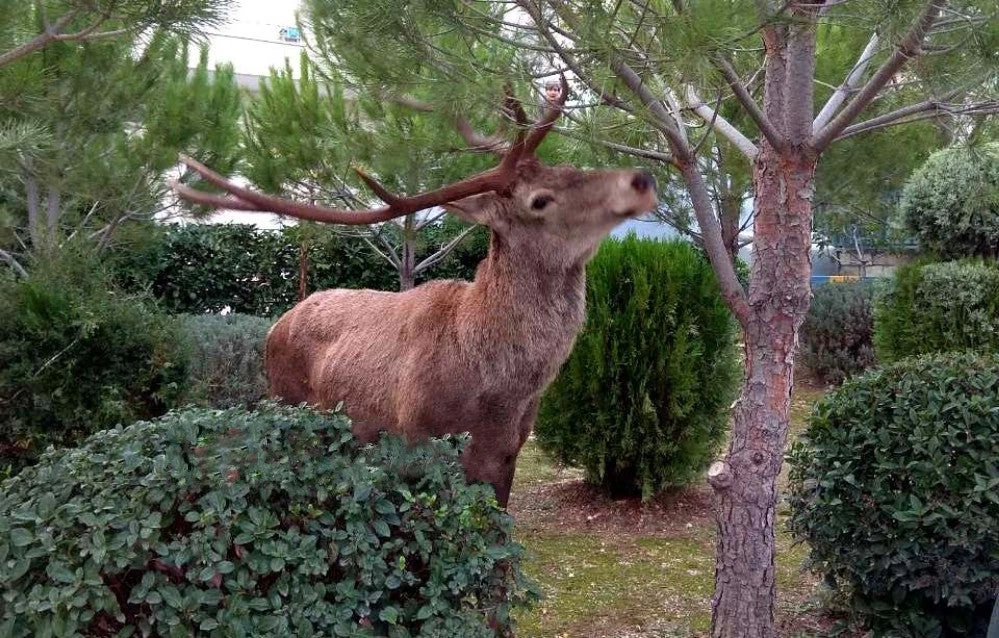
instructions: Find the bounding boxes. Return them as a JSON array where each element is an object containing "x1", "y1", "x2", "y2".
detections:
[
  {"x1": 111, "y1": 223, "x2": 486, "y2": 316},
  {"x1": 787, "y1": 352, "x2": 999, "y2": 636},
  {"x1": 874, "y1": 259, "x2": 999, "y2": 362},
  {"x1": 901, "y1": 143, "x2": 999, "y2": 259},
  {"x1": 536, "y1": 237, "x2": 739, "y2": 499},
  {"x1": 0, "y1": 252, "x2": 188, "y2": 474},
  {"x1": 0, "y1": 404, "x2": 537, "y2": 637},
  {"x1": 800, "y1": 281, "x2": 876, "y2": 385},
  {"x1": 178, "y1": 314, "x2": 273, "y2": 408}
]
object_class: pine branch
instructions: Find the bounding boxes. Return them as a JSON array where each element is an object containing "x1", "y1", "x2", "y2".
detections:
[
  {"x1": 714, "y1": 57, "x2": 784, "y2": 150},
  {"x1": 684, "y1": 85, "x2": 759, "y2": 160},
  {"x1": 813, "y1": 33, "x2": 880, "y2": 132},
  {"x1": 834, "y1": 97, "x2": 998, "y2": 140},
  {"x1": 609, "y1": 60, "x2": 693, "y2": 158},
  {"x1": 811, "y1": 0, "x2": 949, "y2": 151},
  {"x1": 0, "y1": 10, "x2": 79, "y2": 68},
  {"x1": 0, "y1": 249, "x2": 28, "y2": 278},
  {"x1": 678, "y1": 161, "x2": 752, "y2": 327},
  {"x1": 413, "y1": 225, "x2": 478, "y2": 275}
]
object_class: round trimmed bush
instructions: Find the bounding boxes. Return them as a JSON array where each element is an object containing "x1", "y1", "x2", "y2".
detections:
[
  {"x1": 800, "y1": 281, "x2": 876, "y2": 385},
  {"x1": 874, "y1": 259, "x2": 999, "y2": 362},
  {"x1": 901, "y1": 143, "x2": 999, "y2": 259},
  {"x1": 787, "y1": 352, "x2": 999, "y2": 636},
  {"x1": 536, "y1": 236, "x2": 740, "y2": 499},
  {"x1": 179, "y1": 313, "x2": 273, "y2": 408},
  {"x1": 0, "y1": 404, "x2": 537, "y2": 637}
]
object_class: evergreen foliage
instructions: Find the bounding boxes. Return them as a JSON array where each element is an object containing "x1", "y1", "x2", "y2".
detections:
[
  {"x1": 536, "y1": 237, "x2": 739, "y2": 499},
  {"x1": 787, "y1": 352, "x2": 999, "y2": 636},
  {"x1": 800, "y1": 281, "x2": 876, "y2": 385},
  {"x1": 110, "y1": 223, "x2": 486, "y2": 316},
  {"x1": 0, "y1": 21, "x2": 241, "y2": 269},
  {"x1": 178, "y1": 314, "x2": 273, "y2": 409},
  {"x1": 901, "y1": 144, "x2": 999, "y2": 259},
  {"x1": 874, "y1": 259, "x2": 999, "y2": 362},
  {"x1": 0, "y1": 247, "x2": 188, "y2": 475},
  {"x1": 0, "y1": 403, "x2": 538, "y2": 637}
]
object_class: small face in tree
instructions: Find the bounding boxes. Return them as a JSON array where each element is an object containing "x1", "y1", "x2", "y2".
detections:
[{"x1": 544, "y1": 80, "x2": 563, "y2": 104}]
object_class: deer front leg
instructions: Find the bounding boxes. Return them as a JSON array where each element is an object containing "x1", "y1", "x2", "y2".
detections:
[
  {"x1": 462, "y1": 431, "x2": 520, "y2": 508},
  {"x1": 464, "y1": 399, "x2": 539, "y2": 508}
]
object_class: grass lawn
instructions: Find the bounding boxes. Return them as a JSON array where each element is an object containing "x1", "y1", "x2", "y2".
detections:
[{"x1": 510, "y1": 384, "x2": 835, "y2": 637}]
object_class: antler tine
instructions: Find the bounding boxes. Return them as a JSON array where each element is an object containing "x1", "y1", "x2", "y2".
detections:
[
  {"x1": 502, "y1": 83, "x2": 530, "y2": 127},
  {"x1": 175, "y1": 154, "x2": 517, "y2": 226},
  {"x1": 454, "y1": 117, "x2": 508, "y2": 154},
  {"x1": 522, "y1": 74, "x2": 569, "y2": 155},
  {"x1": 175, "y1": 155, "x2": 408, "y2": 225},
  {"x1": 170, "y1": 179, "x2": 259, "y2": 211},
  {"x1": 452, "y1": 84, "x2": 530, "y2": 156}
]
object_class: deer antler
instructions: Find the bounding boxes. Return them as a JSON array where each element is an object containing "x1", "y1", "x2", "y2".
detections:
[{"x1": 172, "y1": 76, "x2": 569, "y2": 225}]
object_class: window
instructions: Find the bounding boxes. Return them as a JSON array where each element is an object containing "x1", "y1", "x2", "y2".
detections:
[{"x1": 279, "y1": 27, "x2": 301, "y2": 43}]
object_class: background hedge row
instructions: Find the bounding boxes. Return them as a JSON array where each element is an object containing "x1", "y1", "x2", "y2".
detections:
[{"x1": 110, "y1": 222, "x2": 487, "y2": 316}]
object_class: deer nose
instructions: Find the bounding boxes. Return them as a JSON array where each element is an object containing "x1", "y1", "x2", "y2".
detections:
[{"x1": 630, "y1": 171, "x2": 656, "y2": 194}]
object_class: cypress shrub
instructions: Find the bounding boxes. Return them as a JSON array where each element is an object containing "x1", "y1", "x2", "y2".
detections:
[
  {"x1": 787, "y1": 352, "x2": 999, "y2": 636},
  {"x1": 0, "y1": 404, "x2": 538, "y2": 637},
  {"x1": 178, "y1": 313, "x2": 273, "y2": 408},
  {"x1": 0, "y1": 251, "x2": 188, "y2": 475},
  {"x1": 536, "y1": 237, "x2": 740, "y2": 499},
  {"x1": 874, "y1": 259, "x2": 999, "y2": 362},
  {"x1": 799, "y1": 281, "x2": 876, "y2": 385}
]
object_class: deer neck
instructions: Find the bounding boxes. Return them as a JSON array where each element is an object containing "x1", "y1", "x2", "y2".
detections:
[{"x1": 461, "y1": 231, "x2": 587, "y2": 382}]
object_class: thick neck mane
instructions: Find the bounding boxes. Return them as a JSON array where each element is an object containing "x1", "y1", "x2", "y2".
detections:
[{"x1": 456, "y1": 230, "x2": 588, "y2": 389}]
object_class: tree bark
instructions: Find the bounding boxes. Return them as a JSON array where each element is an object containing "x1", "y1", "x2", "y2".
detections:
[
  {"x1": 298, "y1": 239, "x2": 309, "y2": 301},
  {"x1": 719, "y1": 192, "x2": 743, "y2": 264},
  {"x1": 710, "y1": 144, "x2": 816, "y2": 638},
  {"x1": 399, "y1": 215, "x2": 417, "y2": 291}
]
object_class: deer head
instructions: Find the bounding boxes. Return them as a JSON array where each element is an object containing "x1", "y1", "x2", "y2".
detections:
[{"x1": 172, "y1": 76, "x2": 657, "y2": 269}]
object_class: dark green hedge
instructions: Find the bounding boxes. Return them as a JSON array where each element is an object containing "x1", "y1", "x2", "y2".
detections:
[
  {"x1": 0, "y1": 250, "x2": 188, "y2": 475},
  {"x1": 0, "y1": 404, "x2": 538, "y2": 637},
  {"x1": 536, "y1": 237, "x2": 740, "y2": 499},
  {"x1": 800, "y1": 281, "x2": 876, "y2": 385},
  {"x1": 787, "y1": 352, "x2": 999, "y2": 636},
  {"x1": 111, "y1": 222, "x2": 487, "y2": 317},
  {"x1": 178, "y1": 313, "x2": 273, "y2": 409}
]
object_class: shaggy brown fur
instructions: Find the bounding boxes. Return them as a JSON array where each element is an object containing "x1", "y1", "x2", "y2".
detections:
[{"x1": 265, "y1": 160, "x2": 656, "y2": 506}]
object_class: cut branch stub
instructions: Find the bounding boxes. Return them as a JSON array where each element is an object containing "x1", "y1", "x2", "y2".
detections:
[{"x1": 172, "y1": 80, "x2": 568, "y2": 226}]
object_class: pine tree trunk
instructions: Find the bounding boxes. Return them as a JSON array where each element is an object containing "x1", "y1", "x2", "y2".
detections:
[
  {"x1": 399, "y1": 235, "x2": 416, "y2": 291},
  {"x1": 298, "y1": 240, "x2": 309, "y2": 301},
  {"x1": 710, "y1": 145, "x2": 816, "y2": 637}
]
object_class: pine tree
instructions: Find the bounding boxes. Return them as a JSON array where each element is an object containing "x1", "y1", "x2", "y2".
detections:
[{"x1": 0, "y1": 3, "x2": 241, "y2": 273}]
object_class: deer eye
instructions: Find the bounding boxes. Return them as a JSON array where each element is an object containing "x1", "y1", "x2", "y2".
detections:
[{"x1": 530, "y1": 194, "x2": 554, "y2": 210}]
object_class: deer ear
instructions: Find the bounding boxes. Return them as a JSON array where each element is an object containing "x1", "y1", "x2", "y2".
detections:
[{"x1": 443, "y1": 193, "x2": 500, "y2": 226}]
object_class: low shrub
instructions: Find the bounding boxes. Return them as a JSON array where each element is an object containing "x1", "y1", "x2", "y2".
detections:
[
  {"x1": 0, "y1": 403, "x2": 537, "y2": 637},
  {"x1": 0, "y1": 251, "x2": 188, "y2": 475},
  {"x1": 787, "y1": 352, "x2": 999, "y2": 636},
  {"x1": 901, "y1": 143, "x2": 999, "y2": 259},
  {"x1": 536, "y1": 236, "x2": 740, "y2": 499},
  {"x1": 799, "y1": 281, "x2": 876, "y2": 385},
  {"x1": 874, "y1": 259, "x2": 999, "y2": 362},
  {"x1": 179, "y1": 313, "x2": 272, "y2": 408}
]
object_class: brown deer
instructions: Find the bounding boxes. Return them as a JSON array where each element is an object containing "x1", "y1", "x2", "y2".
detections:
[{"x1": 173, "y1": 81, "x2": 657, "y2": 507}]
